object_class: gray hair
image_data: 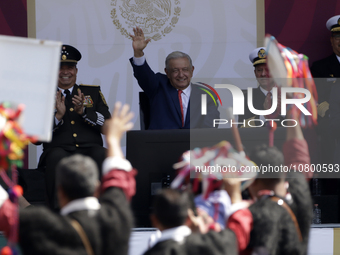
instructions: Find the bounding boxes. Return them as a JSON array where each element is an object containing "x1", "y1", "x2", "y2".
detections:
[
  {"x1": 165, "y1": 51, "x2": 193, "y2": 70},
  {"x1": 56, "y1": 154, "x2": 99, "y2": 200}
]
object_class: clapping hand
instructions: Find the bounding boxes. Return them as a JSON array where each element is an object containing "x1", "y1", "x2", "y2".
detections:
[
  {"x1": 73, "y1": 89, "x2": 85, "y2": 115},
  {"x1": 55, "y1": 90, "x2": 66, "y2": 121}
]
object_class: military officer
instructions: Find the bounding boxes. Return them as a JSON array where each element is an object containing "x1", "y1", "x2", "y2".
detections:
[
  {"x1": 311, "y1": 15, "x2": 340, "y2": 167},
  {"x1": 38, "y1": 45, "x2": 111, "y2": 210},
  {"x1": 238, "y1": 47, "x2": 283, "y2": 128}
]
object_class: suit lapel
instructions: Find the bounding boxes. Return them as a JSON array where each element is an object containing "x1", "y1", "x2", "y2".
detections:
[{"x1": 72, "y1": 84, "x2": 79, "y2": 97}]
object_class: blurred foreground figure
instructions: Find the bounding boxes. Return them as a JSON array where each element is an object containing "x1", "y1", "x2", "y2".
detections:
[
  {"x1": 0, "y1": 102, "x2": 136, "y2": 255},
  {"x1": 144, "y1": 188, "x2": 238, "y2": 255},
  {"x1": 226, "y1": 109, "x2": 313, "y2": 255}
]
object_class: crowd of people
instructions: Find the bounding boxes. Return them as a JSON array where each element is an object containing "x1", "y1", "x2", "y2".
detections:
[
  {"x1": 1, "y1": 13, "x2": 340, "y2": 255},
  {"x1": 0, "y1": 100, "x2": 312, "y2": 255}
]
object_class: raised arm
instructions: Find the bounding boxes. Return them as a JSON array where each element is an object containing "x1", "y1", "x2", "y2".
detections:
[
  {"x1": 130, "y1": 27, "x2": 151, "y2": 58},
  {"x1": 224, "y1": 180, "x2": 253, "y2": 253},
  {"x1": 100, "y1": 102, "x2": 136, "y2": 200},
  {"x1": 105, "y1": 102, "x2": 134, "y2": 158},
  {"x1": 283, "y1": 108, "x2": 312, "y2": 179}
]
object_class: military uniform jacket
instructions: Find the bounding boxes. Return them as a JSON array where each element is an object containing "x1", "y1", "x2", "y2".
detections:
[
  {"x1": 43, "y1": 84, "x2": 111, "y2": 151},
  {"x1": 129, "y1": 58, "x2": 220, "y2": 129},
  {"x1": 329, "y1": 84, "x2": 340, "y2": 164},
  {"x1": 238, "y1": 87, "x2": 284, "y2": 128},
  {"x1": 144, "y1": 229, "x2": 237, "y2": 255},
  {"x1": 311, "y1": 53, "x2": 340, "y2": 124}
]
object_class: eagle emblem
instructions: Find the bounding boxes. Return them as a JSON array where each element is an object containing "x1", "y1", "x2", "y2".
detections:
[
  {"x1": 258, "y1": 48, "x2": 266, "y2": 59},
  {"x1": 111, "y1": 0, "x2": 181, "y2": 41}
]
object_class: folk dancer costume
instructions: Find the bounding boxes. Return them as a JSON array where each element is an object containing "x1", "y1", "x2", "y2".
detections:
[
  {"x1": 143, "y1": 142, "x2": 255, "y2": 255},
  {"x1": 227, "y1": 138, "x2": 313, "y2": 255},
  {"x1": 143, "y1": 225, "x2": 238, "y2": 255},
  {"x1": 0, "y1": 157, "x2": 136, "y2": 255}
]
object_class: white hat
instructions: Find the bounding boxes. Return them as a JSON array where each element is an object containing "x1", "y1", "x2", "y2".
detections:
[
  {"x1": 326, "y1": 15, "x2": 340, "y2": 32},
  {"x1": 249, "y1": 47, "x2": 266, "y2": 66}
]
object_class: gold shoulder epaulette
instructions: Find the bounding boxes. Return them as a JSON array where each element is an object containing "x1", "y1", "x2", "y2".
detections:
[
  {"x1": 317, "y1": 101, "x2": 329, "y2": 118},
  {"x1": 79, "y1": 84, "x2": 100, "y2": 87}
]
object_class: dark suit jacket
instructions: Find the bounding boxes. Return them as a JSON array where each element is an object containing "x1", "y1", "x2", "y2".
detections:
[
  {"x1": 129, "y1": 58, "x2": 220, "y2": 129},
  {"x1": 144, "y1": 229, "x2": 237, "y2": 255},
  {"x1": 238, "y1": 87, "x2": 284, "y2": 128},
  {"x1": 42, "y1": 84, "x2": 111, "y2": 152}
]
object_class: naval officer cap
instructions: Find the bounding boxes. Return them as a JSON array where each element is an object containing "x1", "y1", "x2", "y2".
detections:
[
  {"x1": 249, "y1": 47, "x2": 266, "y2": 66},
  {"x1": 60, "y1": 45, "x2": 82, "y2": 66},
  {"x1": 326, "y1": 15, "x2": 340, "y2": 32}
]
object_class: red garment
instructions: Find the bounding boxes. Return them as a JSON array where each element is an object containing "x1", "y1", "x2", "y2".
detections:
[
  {"x1": 101, "y1": 169, "x2": 137, "y2": 201},
  {"x1": 0, "y1": 199, "x2": 16, "y2": 237},
  {"x1": 0, "y1": 167, "x2": 136, "y2": 236},
  {"x1": 227, "y1": 208, "x2": 253, "y2": 253},
  {"x1": 227, "y1": 137, "x2": 311, "y2": 254},
  {"x1": 283, "y1": 138, "x2": 313, "y2": 180}
]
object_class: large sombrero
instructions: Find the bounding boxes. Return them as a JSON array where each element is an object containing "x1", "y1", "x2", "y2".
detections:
[{"x1": 264, "y1": 34, "x2": 318, "y2": 127}]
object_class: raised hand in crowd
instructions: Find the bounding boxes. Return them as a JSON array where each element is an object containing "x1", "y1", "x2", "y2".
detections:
[{"x1": 104, "y1": 102, "x2": 134, "y2": 158}]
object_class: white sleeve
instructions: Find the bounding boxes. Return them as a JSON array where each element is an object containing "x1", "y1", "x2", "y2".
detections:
[
  {"x1": 55, "y1": 116, "x2": 61, "y2": 125},
  {"x1": 133, "y1": 55, "x2": 146, "y2": 66},
  {"x1": 0, "y1": 185, "x2": 8, "y2": 208},
  {"x1": 102, "y1": 157, "x2": 132, "y2": 176}
]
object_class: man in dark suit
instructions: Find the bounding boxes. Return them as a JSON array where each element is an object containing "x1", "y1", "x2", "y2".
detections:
[
  {"x1": 238, "y1": 47, "x2": 283, "y2": 128},
  {"x1": 38, "y1": 45, "x2": 111, "y2": 210},
  {"x1": 0, "y1": 102, "x2": 135, "y2": 255},
  {"x1": 311, "y1": 15, "x2": 340, "y2": 166},
  {"x1": 129, "y1": 27, "x2": 220, "y2": 130}
]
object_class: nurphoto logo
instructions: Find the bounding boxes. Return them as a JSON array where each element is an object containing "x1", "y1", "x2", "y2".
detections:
[{"x1": 200, "y1": 84, "x2": 312, "y2": 128}]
